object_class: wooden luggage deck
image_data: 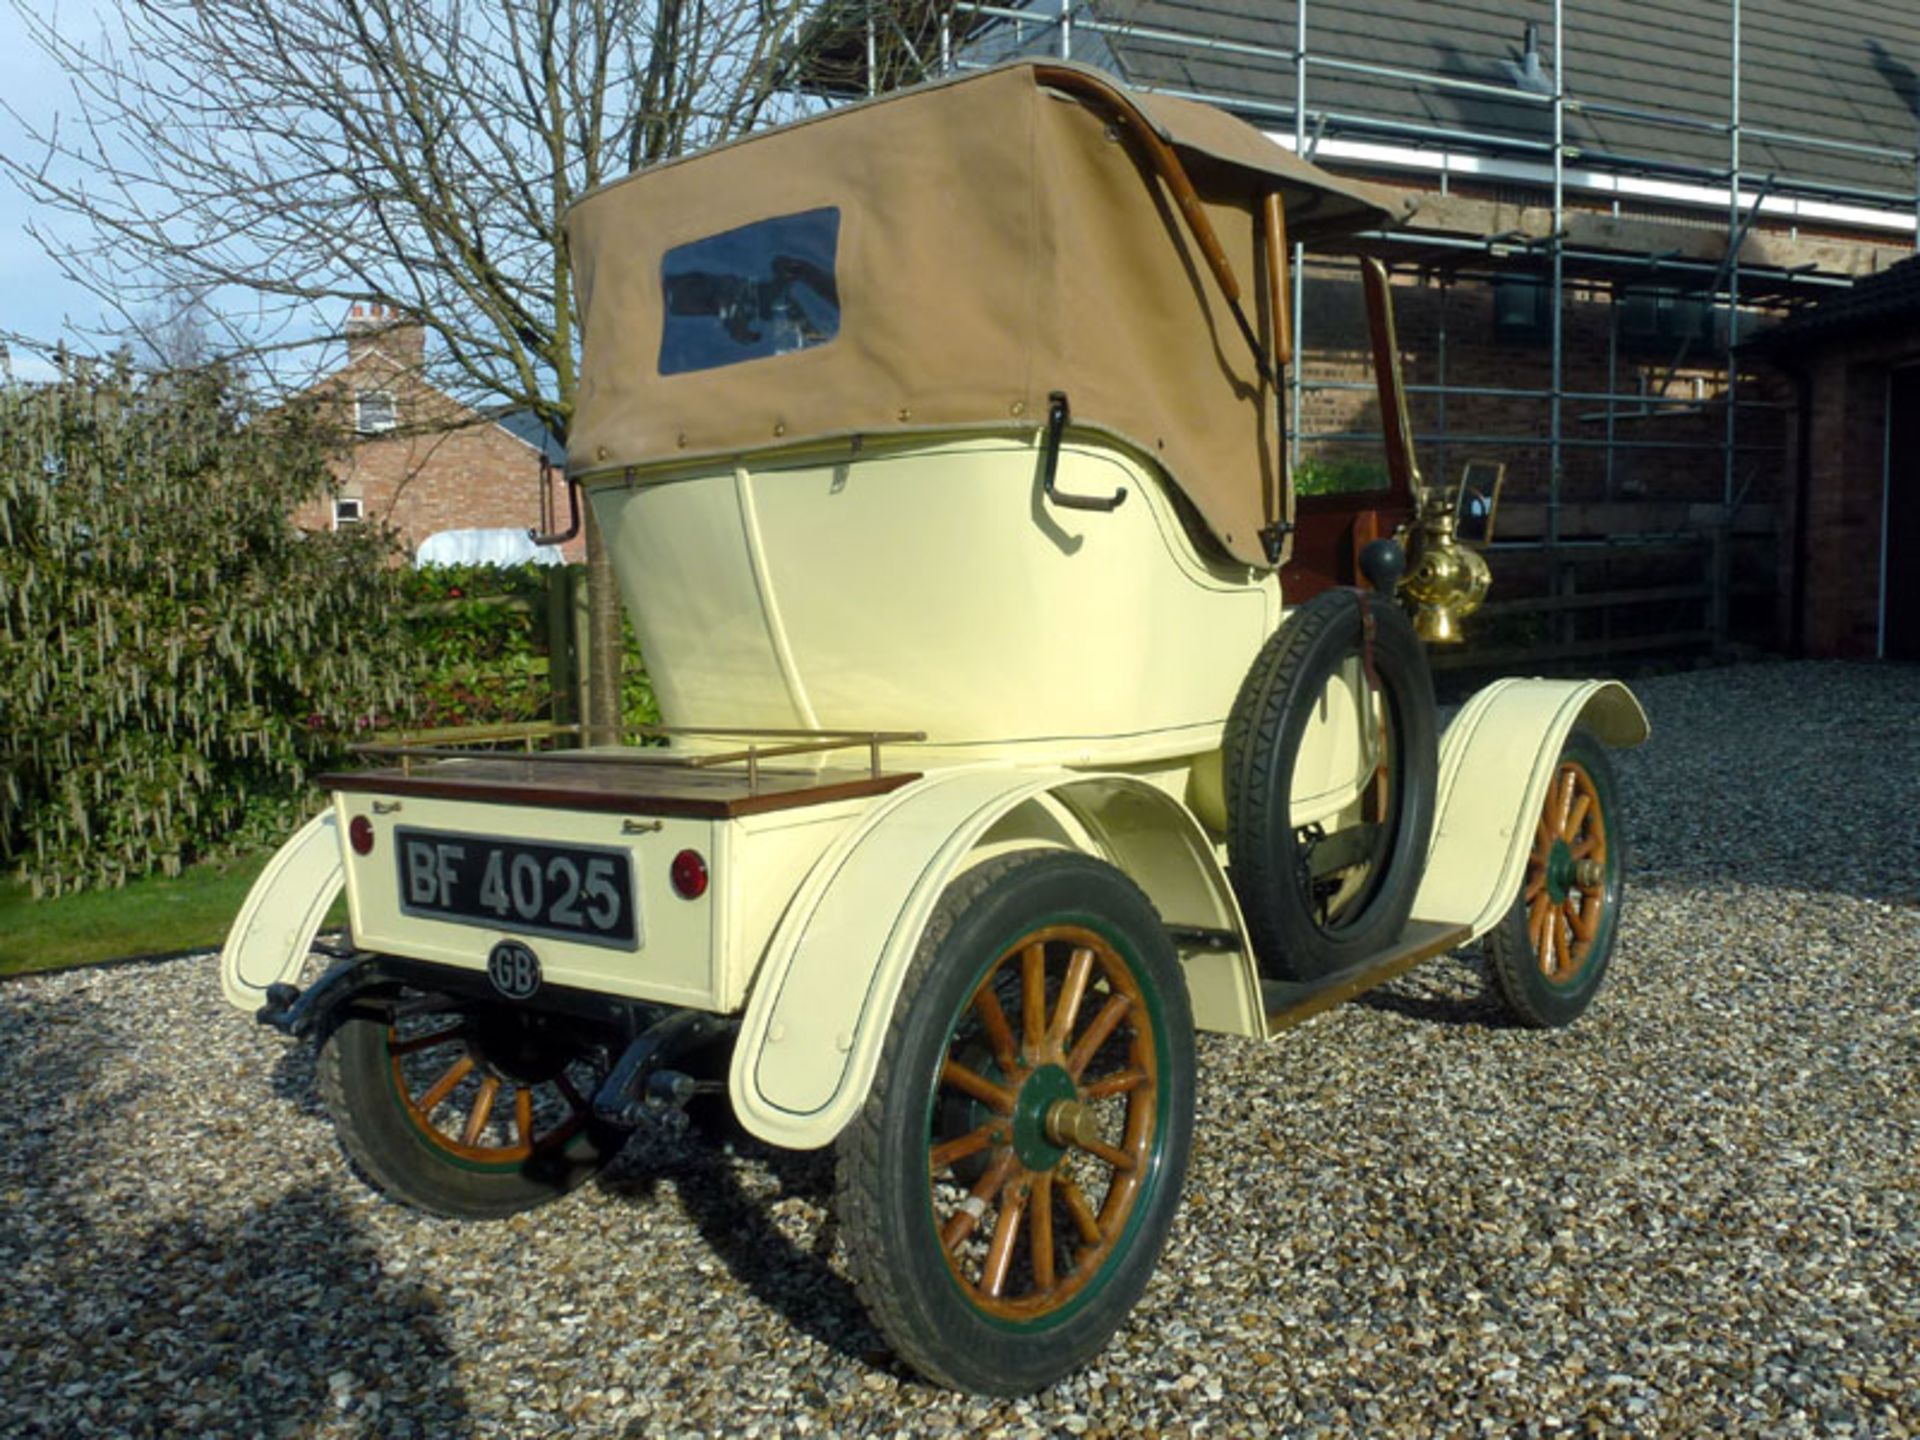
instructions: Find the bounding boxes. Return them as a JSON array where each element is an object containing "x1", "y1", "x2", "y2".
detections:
[{"x1": 318, "y1": 726, "x2": 924, "y2": 820}]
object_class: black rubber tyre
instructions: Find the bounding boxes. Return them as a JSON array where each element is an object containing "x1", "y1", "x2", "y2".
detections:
[
  {"x1": 318, "y1": 993, "x2": 619, "y2": 1219},
  {"x1": 1486, "y1": 726, "x2": 1625, "y2": 1028},
  {"x1": 836, "y1": 849, "x2": 1196, "y2": 1396},
  {"x1": 1223, "y1": 587, "x2": 1438, "y2": 981}
]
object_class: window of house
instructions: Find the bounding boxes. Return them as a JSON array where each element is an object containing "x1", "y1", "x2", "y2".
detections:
[
  {"x1": 355, "y1": 389, "x2": 397, "y2": 433},
  {"x1": 1491, "y1": 275, "x2": 1552, "y2": 341},
  {"x1": 1618, "y1": 290, "x2": 1716, "y2": 354},
  {"x1": 334, "y1": 497, "x2": 364, "y2": 527},
  {"x1": 659, "y1": 207, "x2": 841, "y2": 375}
]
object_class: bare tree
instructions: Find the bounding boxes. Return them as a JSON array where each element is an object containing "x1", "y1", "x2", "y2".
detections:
[
  {"x1": 7, "y1": 0, "x2": 827, "y2": 736},
  {"x1": 128, "y1": 286, "x2": 222, "y2": 371}
]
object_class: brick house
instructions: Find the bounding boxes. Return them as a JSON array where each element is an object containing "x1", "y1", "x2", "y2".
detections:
[
  {"x1": 295, "y1": 304, "x2": 581, "y2": 562},
  {"x1": 815, "y1": 2, "x2": 1920, "y2": 658}
]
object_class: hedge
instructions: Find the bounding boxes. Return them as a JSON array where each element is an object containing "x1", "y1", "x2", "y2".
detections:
[{"x1": 0, "y1": 362, "x2": 407, "y2": 894}]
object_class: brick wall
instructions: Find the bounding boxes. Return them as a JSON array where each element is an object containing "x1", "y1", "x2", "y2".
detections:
[
  {"x1": 1794, "y1": 334, "x2": 1913, "y2": 656},
  {"x1": 1293, "y1": 263, "x2": 1792, "y2": 513},
  {"x1": 1287, "y1": 262, "x2": 1801, "y2": 651}
]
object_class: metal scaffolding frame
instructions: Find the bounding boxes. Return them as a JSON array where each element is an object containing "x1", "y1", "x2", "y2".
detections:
[{"x1": 916, "y1": 0, "x2": 1920, "y2": 650}]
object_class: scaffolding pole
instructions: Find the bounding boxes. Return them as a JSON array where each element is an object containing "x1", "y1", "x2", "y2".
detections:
[
  {"x1": 1300, "y1": 431, "x2": 1784, "y2": 455},
  {"x1": 1550, "y1": 0, "x2": 1568, "y2": 641},
  {"x1": 1717, "y1": 0, "x2": 1744, "y2": 652},
  {"x1": 865, "y1": 4, "x2": 877, "y2": 97},
  {"x1": 1605, "y1": 293, "x2": 1621, "y2": 500},
  {"x1": 1296, "y1": 377, "x2": 1789, "y2": 412},
  {"x1": 1290, "y1": 0, "x2": 1309, "y2": 481},
  {"x1": 1435, "y1": 279, "x2": 1450, "y2": 490}
]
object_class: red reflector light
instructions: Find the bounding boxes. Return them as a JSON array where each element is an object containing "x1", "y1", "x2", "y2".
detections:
[
  {"x1": 670, "y1": 849, "x2": 709, "y2": 900},
  {"x1": 348, "y1": 816, "x2": 375, "y2": 855}
]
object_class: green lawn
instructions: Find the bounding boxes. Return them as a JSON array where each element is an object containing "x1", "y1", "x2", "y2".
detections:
[{"x1": 0, "y1": 851, "x2": 289, "y2": 977}]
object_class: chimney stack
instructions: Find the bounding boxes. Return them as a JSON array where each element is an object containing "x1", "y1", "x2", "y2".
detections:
[{"x1": 344, "y1": 301, "x2": 426, "y2": 369}]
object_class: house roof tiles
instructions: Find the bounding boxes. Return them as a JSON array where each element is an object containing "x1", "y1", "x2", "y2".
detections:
[{"x1": 1078, "y1": 1, "x2": 1920, "y2": 201}]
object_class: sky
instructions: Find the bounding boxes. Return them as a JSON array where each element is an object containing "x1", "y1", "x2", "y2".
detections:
[{"x1": 0, "y1": 3, "x2": 114, "y2": 381}]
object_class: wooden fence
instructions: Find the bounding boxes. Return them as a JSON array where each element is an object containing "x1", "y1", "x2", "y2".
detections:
[{"x1": 1434, "y1": 499, "x2": 1780, "y2": 673}]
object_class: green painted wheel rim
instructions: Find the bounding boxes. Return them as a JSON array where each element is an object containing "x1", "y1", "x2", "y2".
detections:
[{"x1": 921, "y1": 916, "x2": 1172, "y2": 1334}]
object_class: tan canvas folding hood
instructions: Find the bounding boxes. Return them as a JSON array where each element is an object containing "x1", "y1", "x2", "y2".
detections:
[{"x1": 566, "y1": 61, "x2": 1412, "y2": 565}]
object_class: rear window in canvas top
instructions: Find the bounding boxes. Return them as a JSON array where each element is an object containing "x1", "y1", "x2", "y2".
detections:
[{"x1": 658, "y1": 208, "x2": 842, "y2": 375}]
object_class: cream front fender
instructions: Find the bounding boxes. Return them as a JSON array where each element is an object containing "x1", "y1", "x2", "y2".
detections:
[
  {"x1": 220, "y1": 808, "x2": 344, "y2": 1012},
  {"x1": 728, "y1": 767, "x2": 1249, "y2": 1150},
  {"x1": 1412, "y1": 678, "x2": 1649, "y2": 941}
]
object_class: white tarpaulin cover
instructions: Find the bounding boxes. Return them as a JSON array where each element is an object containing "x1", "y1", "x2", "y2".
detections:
[{"x1": 414, "y1": 528, "x2": 564, "y2": 568}]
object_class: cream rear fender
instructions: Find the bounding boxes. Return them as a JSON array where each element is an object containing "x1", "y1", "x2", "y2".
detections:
[
  {"x1": 220, "y1": 808, "x2": 345, "y2": 1012},
  {"x1": 728, "y1": 767, "x2": 1253, "y2": 1150},
  {"x1": 1412, "y1": 679, "x2": 1649, "y2": 940}
]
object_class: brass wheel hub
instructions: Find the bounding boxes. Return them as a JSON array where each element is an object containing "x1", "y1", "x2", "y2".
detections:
[{"x1": 1044, "y1": 1098, "x2": 1104, "y2": 1152}]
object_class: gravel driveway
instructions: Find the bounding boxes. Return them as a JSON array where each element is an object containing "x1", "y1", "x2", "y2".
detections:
[{"x1": 3, "y1": 660, "x2": 1916, "y2": 1437}]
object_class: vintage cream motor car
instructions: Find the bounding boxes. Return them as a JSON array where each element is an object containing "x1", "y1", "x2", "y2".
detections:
[{"x1": 223, "y1": 62, "x2": 1647, "y2": 1395}]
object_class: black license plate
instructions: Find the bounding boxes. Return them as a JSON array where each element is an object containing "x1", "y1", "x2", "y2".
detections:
[{"x1": 395, "y1": 828, "x2": 640, "y2": 951}]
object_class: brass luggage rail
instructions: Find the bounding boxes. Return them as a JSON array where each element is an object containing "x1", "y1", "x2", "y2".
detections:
[{"x1": 351, "y1": 725, "x2": 927, "y2": 794}]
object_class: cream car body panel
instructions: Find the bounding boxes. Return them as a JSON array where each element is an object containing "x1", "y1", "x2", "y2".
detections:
[
  {"x1": 1413, "y1": 678, "x2": 1650, "y2": 939},
  {"x1": 220, "y1": 809, "x2": 345, "y2": 1010},
  {"x1": 588, "y1": 435, "x2": 1281, "y2": 767},
  {"x1": 221, "y1": 789, "x2": 878, "y2": 1015},
  {"x1": 1287, "y1": 656, "x2": 1382, "y2": 828},
  {"x1": 337, "y1": 790, "x2": 877, "y2": 1011},
  {"x1": 728, "y1": 766, "x2": 1255, "y2": 1150},
  {"x1": 336, "y1": 795, "x2": 708, "y2": 1007}
]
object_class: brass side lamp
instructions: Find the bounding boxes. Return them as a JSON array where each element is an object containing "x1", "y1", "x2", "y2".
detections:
[
  {"x1": 1397, "y1": 461, "x2": 1503, "y2": 643},
  {"x1": 1359, "y1": 258, "x2": 1498, "y2": 644},
  {"x1": 1399, "y1": 492, "x2": 1492, "y2": 644}
]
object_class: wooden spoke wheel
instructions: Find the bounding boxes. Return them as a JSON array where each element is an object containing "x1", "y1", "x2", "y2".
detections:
[
  {"x1": 1487, "y1": 726, "x2": 1625, "y2": 1029},
  {"x1": 837, "y1": 850, "x2": 1195, "y2": 1396},
  {"x1": 385, "y1": 1009, "x2": 598, "y2": 1169},
  {"x1": 319, "y1": 991, "x2": 618, "y2": 1219},
  {"x1": 1524, "y1": 758, "x2": 1611, "y2": 985},
  {"x1": 929, "y1": 923, "x2": 1159, "y2": 1321}
]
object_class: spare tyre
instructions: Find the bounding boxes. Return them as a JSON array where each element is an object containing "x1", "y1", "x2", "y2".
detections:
[{"x1": 1223, "y1": 587, "x2": 1438, "y2": 982}]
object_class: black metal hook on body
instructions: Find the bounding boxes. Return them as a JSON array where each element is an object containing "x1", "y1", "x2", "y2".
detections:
[
  {"x1": 529, "y1": 455, "x2": 582, "y2": 547},
  {"x1": 1041, "y1": 391, "x2": 1128, "y2": 513}
]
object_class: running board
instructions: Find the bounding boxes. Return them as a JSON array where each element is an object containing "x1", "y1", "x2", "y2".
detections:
[{"x1": 1261, "y1": 919, "x2": 1470, "y2": 1036}]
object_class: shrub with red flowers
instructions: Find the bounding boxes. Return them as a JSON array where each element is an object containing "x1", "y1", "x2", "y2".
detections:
[
  {"x1": 399, "y1": 563, "x2": 553, "y2": 730},
  {"x1": 398, "y1": 564, "x2": 661, "y2": 735}
]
